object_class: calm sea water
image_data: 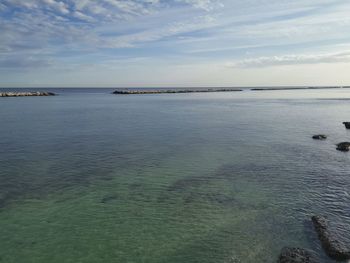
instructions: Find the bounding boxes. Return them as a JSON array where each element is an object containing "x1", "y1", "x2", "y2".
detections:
[{"x1": 1, "y1": 88, "x2": 350, "y2": 263}]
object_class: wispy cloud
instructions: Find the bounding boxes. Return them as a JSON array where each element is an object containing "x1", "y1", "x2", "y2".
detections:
[
  {"x1": 0, "y1": 55, "x2": 52, "y2": 69},
  {"x1": 226, "y1": 51, "x2": 350, "y2": 68},
  {"x1": 0, "y1": 0, "x2": 222, "y2": 53},
  {"x1": 175, "y1": 0, "x2": 223, "y2": 11},
  {"x1": 99, "y1": 15, "x2": 218, "y2": 48}
]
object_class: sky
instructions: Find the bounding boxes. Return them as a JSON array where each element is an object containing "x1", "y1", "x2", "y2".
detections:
[{"x1": 1, "y1": 0, "x2": 350, "y2": 87}]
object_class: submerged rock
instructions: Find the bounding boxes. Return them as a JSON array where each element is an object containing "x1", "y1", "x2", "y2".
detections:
[
  {"x1": 101, "y1": 194, "x2": 118, "y2": 204},
  {"x1": 312, "y1": 135, "x2": 327, "y2": 140},
  {"x1": 336, "y1": 142, "x2": 350, "y2": 152},
  {"x1": 343, "y1": 122, "x2": 350, "y2": 129},
  {"x1": 312, "y1": 215, "x2": 350, "y2": 261},
  {"x1": 277, "y1": 247, "x2": 319, "y2": 263}
]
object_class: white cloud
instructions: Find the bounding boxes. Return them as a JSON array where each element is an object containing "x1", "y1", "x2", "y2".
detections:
[
  {"x1": 98, "y1": 15, "x2": 218, "y2": 48},
  {"x1": 226, "y1": 51, "x2": 350, "y2": 68},
  {"x1": 0, "y1": 55, "x2": 52, "y2": 69},
  {"x1": 0, "y1": 0, "x2": 221, "y2": 53},
  {"x1": 1, "y1": 0, "x2": 350, "y2": 87},
  {"x1": 176, "y1": 0, "x2": 223, "y2": 11},
  {"x1": 42, "y1": 0, "x2": 70, "y2": 14},
  {"x1": 72, "y1": 10, "x2": 95, "y2": 22},
  {"x1": 0, "y1": 3, "x2": 7, "y2": 11}
]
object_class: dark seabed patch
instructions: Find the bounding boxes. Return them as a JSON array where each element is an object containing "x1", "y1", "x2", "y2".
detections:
[{"x1": 101, "y1": 194, "x2": 119, "y2": 204}]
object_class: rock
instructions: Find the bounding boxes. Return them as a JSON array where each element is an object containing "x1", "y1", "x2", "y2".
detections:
[
  {"x1": 312, "y1": 135, "x2": 327, "y2": 140},
  {"x1": 312, "y1": 215, "x2": 350, "y2": 261},
  {"x1": 343, "y1": 122, "x2": 350, "y2": 129},
  {"x1": 277, "y1": 247, "x2": 319, "y2": 263},
  {"x1": 336, "y1": 142, "x2": 350, "y2": 152}
]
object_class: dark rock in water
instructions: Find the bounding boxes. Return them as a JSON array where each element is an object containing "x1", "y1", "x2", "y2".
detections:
[
  {"x1": 277, "y1": 247, "x2": 319, "y2": 263},
  {"x1": 312, "y1": 135, "x2": 327, "y2": 140},
  {"x1": 336, "y1": 142, "x2": 350, "y2": 152},
  {"x1": 312, "y1": 215, "x2": 350, "y2": 261},
  {"x1": 343, "y1": 122, "x2": 350, "y2": 129}
]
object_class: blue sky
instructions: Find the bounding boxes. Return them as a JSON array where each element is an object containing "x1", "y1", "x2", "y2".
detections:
[{"x1": 1, "y1": 0, "x2": 350, "y2": 87}]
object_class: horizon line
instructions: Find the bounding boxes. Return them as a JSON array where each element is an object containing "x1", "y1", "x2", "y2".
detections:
[{"x1": 1, "y1": 85, "x2": 349, "y2": 89}]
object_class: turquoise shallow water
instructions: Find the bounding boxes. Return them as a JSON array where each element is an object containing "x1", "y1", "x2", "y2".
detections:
[{"x1": 1, "y1": 88, "x2": 350, "y2": 262}]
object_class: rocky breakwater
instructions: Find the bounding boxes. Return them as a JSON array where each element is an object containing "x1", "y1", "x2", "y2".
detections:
[
  {"x1": 113, "y1": 88, "x2": 243, "y2": 95},
  {"x1": 0, "y1": 91, "x2": 55, "y2": 97}
]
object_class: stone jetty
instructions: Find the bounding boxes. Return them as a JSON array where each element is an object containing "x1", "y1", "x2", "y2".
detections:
[
  {"x1": 0, "y1": 91, "x2": 55, "y2": 97},
  {"x1": 251, "y1": 86, "x2": 344, "y2": 91},
  {"x1": 113, "y1": 88, "x2": 242, "y2": 95}
]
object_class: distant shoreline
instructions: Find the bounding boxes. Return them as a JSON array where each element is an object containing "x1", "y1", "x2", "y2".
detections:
[
  {"x1": 251, "y1": 86, "x2": 350, "y2": 91},
  {"x1": 1, "y1": 86, "x2": 349, "y2": 97}
]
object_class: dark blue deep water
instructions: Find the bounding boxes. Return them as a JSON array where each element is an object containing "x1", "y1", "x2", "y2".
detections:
[{"x1": 1, "y1": 88, "x2": 350, "y2": 263}]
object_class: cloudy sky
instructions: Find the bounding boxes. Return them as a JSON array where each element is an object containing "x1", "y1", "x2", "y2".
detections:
[{"x1": 1, "y1": 0, "x2": 350, "y2": 87}]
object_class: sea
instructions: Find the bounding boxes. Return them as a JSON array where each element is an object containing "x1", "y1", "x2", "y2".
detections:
[{"x1": 1, "y1": 87, "x2": 350, "y2": 263}]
